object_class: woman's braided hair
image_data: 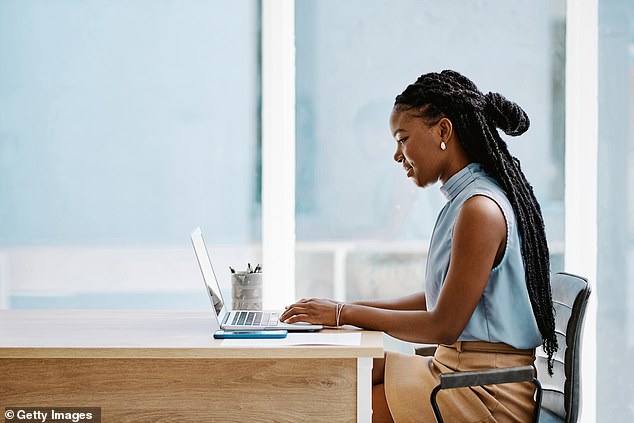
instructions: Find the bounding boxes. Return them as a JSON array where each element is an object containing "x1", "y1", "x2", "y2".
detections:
[{"x1": 395, "y1": 70, "x2": 557, "y2": 373}]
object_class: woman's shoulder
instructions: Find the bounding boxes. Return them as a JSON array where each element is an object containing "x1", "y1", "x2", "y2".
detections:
[
  {"x1": 455, "y1": 195, "x2": 507, "y2": 240},
  {"x1": 460, "y1": 170, "x2": 513, "y2": 214}
]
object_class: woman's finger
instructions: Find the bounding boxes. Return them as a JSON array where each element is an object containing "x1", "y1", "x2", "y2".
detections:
[
  {"x1": 280, "y1": 305, "x2": 308, "y2": 320},
  {"x1": 282, "y1": 312, "x2": 312, "y2": 323}
]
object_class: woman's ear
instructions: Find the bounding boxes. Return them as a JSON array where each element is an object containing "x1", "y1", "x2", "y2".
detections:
[{"x1": 437, "y1": 117, "x2": 453, "y2": 142}]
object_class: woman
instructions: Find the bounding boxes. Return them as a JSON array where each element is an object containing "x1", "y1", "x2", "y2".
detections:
[{"x1": 280, "y1": 70, "x2": 557, "y2": 422}]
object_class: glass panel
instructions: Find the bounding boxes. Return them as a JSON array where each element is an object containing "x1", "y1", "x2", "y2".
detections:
[
  {"x1": 0, "y1": 1, "x2": 261, "y2": 308},
  {"x1": 598, "y1": 0, "x2": 634, "y2": 418},
  {"x1": 295, "y1": 0, "x2": 566, "y2": 350}
]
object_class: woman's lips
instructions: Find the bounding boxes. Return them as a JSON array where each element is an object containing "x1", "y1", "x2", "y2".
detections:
[{"x1": 406, "y1": 167, "x2": 414, "y2": 177}]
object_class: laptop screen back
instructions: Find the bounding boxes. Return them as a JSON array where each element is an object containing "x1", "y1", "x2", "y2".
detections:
[{"x1": 190, "y1": 227, "x2": 225, "y2": 317}]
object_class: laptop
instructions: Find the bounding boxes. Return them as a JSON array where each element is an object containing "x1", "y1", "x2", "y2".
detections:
[{"x1": 190, "y1": 227, "x2": 322, "y2": 332}]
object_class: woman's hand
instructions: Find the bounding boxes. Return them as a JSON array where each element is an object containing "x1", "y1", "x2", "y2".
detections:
[{"x1": 280, "y1": 298, "x2": 339, "y2": 326}]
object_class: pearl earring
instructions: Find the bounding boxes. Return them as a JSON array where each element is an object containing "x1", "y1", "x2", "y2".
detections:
[{"x1": 440, "y1": 141, "x2": 447, "y2": 151}]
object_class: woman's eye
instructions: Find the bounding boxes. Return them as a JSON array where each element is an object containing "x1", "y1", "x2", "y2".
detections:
[{"x1": 397, "y1": 137, "x2": 408, "y2": 143}]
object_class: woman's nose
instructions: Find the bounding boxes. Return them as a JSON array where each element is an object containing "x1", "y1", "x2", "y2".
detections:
[{"x1": 394, "y1": 145, "x2": 404, "y2": 163}]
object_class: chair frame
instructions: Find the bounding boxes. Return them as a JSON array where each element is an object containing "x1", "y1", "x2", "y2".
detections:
[{"x1": 423, "y1": 272, "x2": 590, "y2": 423}]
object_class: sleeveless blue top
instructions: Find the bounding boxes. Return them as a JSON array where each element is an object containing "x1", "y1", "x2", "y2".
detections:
[{"x1": 425, "y1": 163, "x2": 542, "y2": 349}]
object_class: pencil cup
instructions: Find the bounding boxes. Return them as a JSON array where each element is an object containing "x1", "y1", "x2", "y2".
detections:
[{"x1": 231, "y1": 272, "x2": 263, "y2": 310}]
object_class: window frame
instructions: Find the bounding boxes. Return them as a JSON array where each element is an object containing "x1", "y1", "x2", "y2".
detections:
[{"x1": 565, "y1": 1, "x2": 598, "y2": 422}]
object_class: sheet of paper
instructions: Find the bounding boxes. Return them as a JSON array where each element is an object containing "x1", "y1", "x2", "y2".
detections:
[
  {"x1": 219, "y1": 332, "x2": 362, "y2": 347},
  {"x1": 285, "y1": 332, "x2": 361, "y2": 346}
]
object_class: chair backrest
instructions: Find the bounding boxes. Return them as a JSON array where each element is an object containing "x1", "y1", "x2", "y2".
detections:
[{"x1": 535, "y1": 272, "x2": 591, "y2": 423}]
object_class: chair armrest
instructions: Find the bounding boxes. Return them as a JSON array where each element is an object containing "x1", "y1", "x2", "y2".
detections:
[
  {"x1": 439, "y1": 365, "x2": 536, "y2": 389},
  {"x1": 431, "y1": 366, "x2": 542, "y2": 423},
  {"x1": 415, "y1": 345, "x2": 438, "y2": 356}
]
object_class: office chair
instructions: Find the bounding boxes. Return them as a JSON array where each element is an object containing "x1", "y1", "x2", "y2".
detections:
[{"x1": 415, "y1": 272, "x2": 591, "y2": 423}]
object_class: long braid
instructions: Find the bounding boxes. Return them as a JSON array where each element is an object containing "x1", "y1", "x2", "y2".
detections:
[{"x1": 395, "y1": 70, "x2": 558, "y2": 374}]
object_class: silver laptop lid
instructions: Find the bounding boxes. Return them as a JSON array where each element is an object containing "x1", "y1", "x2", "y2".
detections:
[
  {"x1": 190, "y1": 227, "x2": 226, "y2": 327},
  {"x1": 191, "y1": 227, "x2": 323, "y2": 332}
]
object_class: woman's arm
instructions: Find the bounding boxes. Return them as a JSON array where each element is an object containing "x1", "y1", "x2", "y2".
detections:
[
  {"x1": 351, "y1": 291, "x2": 427, "y2": 311},
  {"x1": 281, "y1": 195, "x2": 506, "y2": 344},
  {"x1": 278, "y1": 292, "x2": 426, "y2": 327}
]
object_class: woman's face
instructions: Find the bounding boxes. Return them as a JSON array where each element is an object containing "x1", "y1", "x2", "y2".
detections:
[{"x1": 389, "y1": 109, "x2": 447, "y2": 188}]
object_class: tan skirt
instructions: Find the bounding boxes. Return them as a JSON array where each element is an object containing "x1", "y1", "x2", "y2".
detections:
[{"x1": 384, "y1": 341, "x2": 537, "y2": 423}]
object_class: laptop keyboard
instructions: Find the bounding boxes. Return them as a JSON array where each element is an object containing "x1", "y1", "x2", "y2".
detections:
[{"x1": 231, "y1": 311, "x2": 279, "y2": 327}]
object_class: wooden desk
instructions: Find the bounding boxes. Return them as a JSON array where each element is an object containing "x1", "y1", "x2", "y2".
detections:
[{"x1": 0, "y1": 310, "x2": 383, "y2": 422}]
